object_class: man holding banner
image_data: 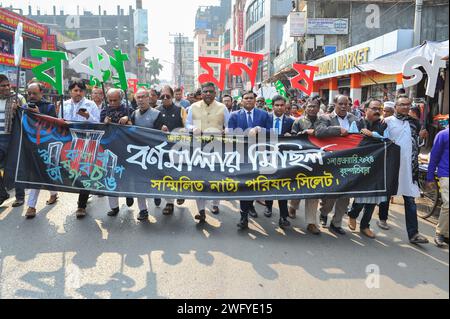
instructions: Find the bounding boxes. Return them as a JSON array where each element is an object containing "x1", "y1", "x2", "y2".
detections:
[
  {"x1": 186, "y1": 82, "x2": 229, "y2": 222},
  {"x1": 315, "y1": 95, "x2": 365, "y2": 235},
  {"x1": 228, "y1": 90, "x2": 272, "y2": 230},
  {"x1": 0, "y1": 74, "x2": 26, "y2": 207},
  {"x1": 61, "y1": 79, "x2": 100, "y2": 218}
]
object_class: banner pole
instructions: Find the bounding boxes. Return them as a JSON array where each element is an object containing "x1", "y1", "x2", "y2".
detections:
[{"x1": 60, "y1": 94, "x2": 64, "y2": 120}]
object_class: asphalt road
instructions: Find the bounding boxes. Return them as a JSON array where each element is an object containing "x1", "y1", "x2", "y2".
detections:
[{"x1": 0, "y1": 191, "x2": 448, "y2": 299}]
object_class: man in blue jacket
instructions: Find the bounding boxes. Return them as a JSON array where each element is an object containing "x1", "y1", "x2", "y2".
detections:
[
  {"x1": 228, "y1": 90, "x2": 272, "y2": 230},
  {"x1": 426, "y1": 126, "x2": 449, "y2": 247}
]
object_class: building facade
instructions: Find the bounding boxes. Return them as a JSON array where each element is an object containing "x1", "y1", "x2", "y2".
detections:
[{"x1": 173, "y1": 35, "x2": 195, "y2": 93}]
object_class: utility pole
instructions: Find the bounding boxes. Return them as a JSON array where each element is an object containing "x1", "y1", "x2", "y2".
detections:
[{"x1": 170, "y1": 33, "x2": 185, "y2": 89}]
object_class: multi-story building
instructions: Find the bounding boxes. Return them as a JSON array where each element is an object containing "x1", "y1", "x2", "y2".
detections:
[
  {"x1": 193, "y1": 0, "x2": 231, "y2": 88},
  {"x1": 26, "y1": 5, "x2": 140, "y2": 78},
  {"x1": 243, "y1": 0, "x2": 292, "y2": 86},
  {"x1": 173, "y1": 35, "x2": 195, "y2": 93}
]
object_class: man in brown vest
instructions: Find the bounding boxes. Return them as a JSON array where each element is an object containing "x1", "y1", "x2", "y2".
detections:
[{"x1": 186, "y1": 82, "x2": 230, "y2": 223}]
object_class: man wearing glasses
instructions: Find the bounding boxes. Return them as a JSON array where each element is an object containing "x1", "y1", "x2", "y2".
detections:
[
  {"x1": 347, "y1": 98, "x2": 388, "y2": 239},
  {"x1": 185, "y1": 82, "x2": 229, "y2": 223},
  {"x1": 314, "y1": 94, "x2": 365, "y2": 235},
  {"x1": 384, "y1": 95, "x2": 429, "y2": 244},
  {"x1": 156, "y1": 86, "x2": 187, "y2": 215}
]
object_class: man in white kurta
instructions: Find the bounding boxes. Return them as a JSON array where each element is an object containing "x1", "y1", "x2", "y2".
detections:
[{"x1": 384, "y1": 95, "x2": 429, "y2": 244}]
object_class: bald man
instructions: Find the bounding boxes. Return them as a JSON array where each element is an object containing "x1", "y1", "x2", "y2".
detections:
[{"x1": 101, "y1": 89, "x2": 134, "y2": 216}]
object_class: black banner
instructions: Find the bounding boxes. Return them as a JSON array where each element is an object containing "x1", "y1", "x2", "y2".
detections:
[{"x1": 6, "y1": 111, "x2": 400, "y2": 200}]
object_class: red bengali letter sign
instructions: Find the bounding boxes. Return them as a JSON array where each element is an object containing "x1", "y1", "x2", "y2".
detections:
[
  {"x1": 290, "y1": 63, "x2": 319, "y2": 96},
  {"x1": 229, "y1": 50, "x2": 264, "y2": 90},
  {"x1": 127, "y1": 79, "x2": 138, "y2": 94},
  {"x1": 198, "y1": 56, "x2": 230, "y2": 91}
]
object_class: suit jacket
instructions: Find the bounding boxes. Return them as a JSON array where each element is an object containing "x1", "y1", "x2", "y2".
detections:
[
  {"x1": 228, "y1": 107, "x2": 272, "y2": 131},
  {"x1": 269, "y1": 114, "x2": 294, "y2": 136},
  {"x1": 315, "y1": 112, "x2": 365, "y2": 138}
]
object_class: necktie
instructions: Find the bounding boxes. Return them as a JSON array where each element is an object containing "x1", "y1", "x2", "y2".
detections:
[
  {"x1": 247, "y1": 111, "x2": 253, "y2": 128},
  {"x1": 275, "y1": 118, "x2": 281, "y2": 135}
]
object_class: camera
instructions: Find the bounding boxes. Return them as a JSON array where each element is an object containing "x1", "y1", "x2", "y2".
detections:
[{"x1": 27, "y1": 102, "x2": 37, "y2": 109}]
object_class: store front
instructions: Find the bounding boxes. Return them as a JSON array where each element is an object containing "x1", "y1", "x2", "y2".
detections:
[
  {"x1": 308, "y1": 29, "x2": 414, "y2": 104},
  {"x1": 0, "y1": 8, "x2": 54, "y2": 87}
]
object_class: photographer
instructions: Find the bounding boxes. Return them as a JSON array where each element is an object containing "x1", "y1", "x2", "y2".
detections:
[{"x1": 24, "y1": 82, "x2": 59, "y2": 218}]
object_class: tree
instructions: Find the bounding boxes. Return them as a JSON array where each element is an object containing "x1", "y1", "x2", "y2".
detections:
[{"x1": 146, "y1": 57, "x2": 163, "y2": 85}]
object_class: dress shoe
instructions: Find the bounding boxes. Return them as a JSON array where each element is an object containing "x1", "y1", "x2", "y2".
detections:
[
  {"x1": 154, "y1": 198, "x2": 162, "y2": 207},
  {"x1": 377, "y1": 220, "x2": 390, "y2": 230},
  {"x1": 329, "y1": 223, "x2": 346, "y2": 235},
  {"x1": 361, "y1": 228, "x2": 376, "y2": 239},
  {"x1": 409, "y1": 233, "x2": 429, "y2": 244},
  {"x1": 46, "y1": 194, "x2": 58, "y2": 205},
  {"x1": 264, "y1": 207, "x2": 272, "y2": 218},
  {"x1": 25, "y1": 207, "x2": 37, "y2": 219},
  {"x1": 107, "y1": 207, "x2": 120, "y2": 216},
  {"x1": 256, "y1": 200, "x2": 266, "y2": 206},
  {"x1": 12, "y1": 199, "x2": 24, "y2": 207},
  {"x1": 126, "y1": 198, "x2": 134, "y2": 207},
  {"x1": 248, "y1": 206, "x2": 258, "y2": 218},
  {"x1": 212, "y1": 206, "x2": 220, "y2": 215},
  {"x1": 348, "y1": 218, "x2": 357, "y2": 231},
  {"x1": 237, "y1": 218, "x2": 248, "y2": 229},
  {"x1": 163, "y1": 203, "x2": 174, "y2": 215},
  {"x1": 177, "y1": 199, "x2": 185, "y2": 205},
  {"x1": 76, "y1": 208, "x2": 87, "y2": 219},
  {"x1": 279, "y1": 217, "x2": 291, "y2": 228},
  {"x1": 319, "y1": 214, "x2": 328, "y2": 227},
  {"x1": 307, "y1": 224, "x2": 321, "y2": 235},
  {"x1": 194, "y1": 210, "x2": 206, "y2": 222},
  {"x1": 137, "y1": 210, "x2": 149, "y2": 221},
  {"x1": 0, "y1": 194, "x2": 10, "y2": 206},
  {"x1": 288, "y1": 207, "x2": 296, "y2": 219}
]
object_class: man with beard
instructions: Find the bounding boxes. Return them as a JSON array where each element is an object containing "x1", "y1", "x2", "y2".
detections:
[
  {"x1": 383, "y1": 95, "x2": 429, "y2": 244},
  {"x1": 347, "y1": 99, "x2": 387, "y2": 238}
]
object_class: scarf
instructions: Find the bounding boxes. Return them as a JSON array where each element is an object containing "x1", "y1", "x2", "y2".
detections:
[
  {"x1": 0, "y1": 94, "x2": 16, "y2": 135},
  {"x1": 395, "y1": 113, "x2": 420, "y2": 182}
]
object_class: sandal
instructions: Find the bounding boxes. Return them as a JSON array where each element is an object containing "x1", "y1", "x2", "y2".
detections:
[
  {"x1": 46, "y1": 194, "x2": 58, "y2": 205},
  {"x1": 163, "y1": 203, "x2": 174, "y2": 215}
]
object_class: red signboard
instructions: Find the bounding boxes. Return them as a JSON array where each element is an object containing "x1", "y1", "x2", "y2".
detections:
[
  {"x1": 0, "y1": 8, "x2": 47, "y2": 40},
  {"x1": 0, "y1": 52, "x2": 41, "y2": 69},
  {"x1": 237, "y1": 11, "x2": 244, "y2": 50}
]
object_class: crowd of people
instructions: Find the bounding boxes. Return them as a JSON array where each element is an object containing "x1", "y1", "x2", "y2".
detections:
[{"x1": 0, "y1": 73, "x2": 448, "y2": 248}]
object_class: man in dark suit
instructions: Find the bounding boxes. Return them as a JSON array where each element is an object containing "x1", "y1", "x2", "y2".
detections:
[
  {"x1": 264, "y1": 95, "x2": 294, "y2": 228},
  {"x1": 228, "y1": 90, "x2": 272, "y2": 230},
  {"x1": 314, "y1": 94, "x2": 365, "y2": 235}
]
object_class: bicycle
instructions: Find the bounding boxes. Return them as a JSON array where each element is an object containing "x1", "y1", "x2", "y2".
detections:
[{"x1": 417, "y1": 164, "x2": 442, "y2": 219}]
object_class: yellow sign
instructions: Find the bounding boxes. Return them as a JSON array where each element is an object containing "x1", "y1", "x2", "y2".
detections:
[{"x1": 316, "y1": 47, "x2": 370, "y2": 76}]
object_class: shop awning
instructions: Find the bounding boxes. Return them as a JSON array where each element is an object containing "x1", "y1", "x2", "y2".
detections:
[{"x1": 358, "y1": 40, "x2": 449, "y2": 75}]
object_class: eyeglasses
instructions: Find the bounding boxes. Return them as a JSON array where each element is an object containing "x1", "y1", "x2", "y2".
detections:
[
  {"x1": 161, "y1": 95, "x2": 172, "y2": 100},
  {"x1": 369, "y1": 107, "x2": 382, "y2": 111},
  {"x1": 397, "y1": 103, "x2": 411, "y2": 107},
  {"x1": 0, "y1": 84, "x2": 10, "y2": 88},
  {"x1": 202, "y1": 90, "x2": 215, "y2": 94}
]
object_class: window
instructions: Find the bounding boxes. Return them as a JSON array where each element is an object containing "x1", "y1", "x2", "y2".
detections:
[
  {"x1": 245, "y1": 26, "x2": 265, "y2": 53},
  {"x1": 246, "y1": 0, "x2": 265, "y2": 30}
]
